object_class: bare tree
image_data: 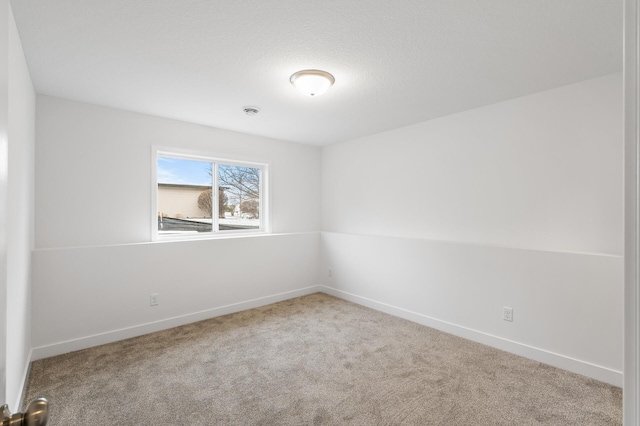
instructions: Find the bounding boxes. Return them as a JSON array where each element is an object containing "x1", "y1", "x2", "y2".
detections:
[
  {"x1": 197, "y1": 188, "x2": 228, "y2": 218},
  {"x1": 218, "y1": 165, "x2": 260, "y2": 218},
  {"x1": 240, "y1": 199, "x2": 259, "y2": 219},
  {"x1": 218, "y1": 165, "x2": 259, "y2": 197}
]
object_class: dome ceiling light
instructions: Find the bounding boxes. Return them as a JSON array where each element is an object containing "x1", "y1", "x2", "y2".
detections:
[{"x1": 289, "y1": 69, "x2": 335, "y2": 97}]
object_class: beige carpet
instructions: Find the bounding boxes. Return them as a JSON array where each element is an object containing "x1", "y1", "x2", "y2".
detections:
[{"x1": 23, "y1": 293, "x2": 621, "y2": 425}]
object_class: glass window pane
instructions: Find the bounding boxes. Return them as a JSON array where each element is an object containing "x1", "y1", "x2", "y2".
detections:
[
  {"x1": 157, "y1": 156, "x2": 213, "y2": 234},
  {"x1": 218, "y1": 164, "x2": 261, "y2": 230}
]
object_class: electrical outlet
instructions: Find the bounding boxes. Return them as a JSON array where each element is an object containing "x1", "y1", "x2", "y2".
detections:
[
  {"x1": 150, "y1": 293, "x2": 159, "y2": 306},
  {"x1": 328, "y1": 269, "x2": 333, "y2": 278},
  {"x1": 503, "y1": 307, "x2": 513, "y2": 322}
]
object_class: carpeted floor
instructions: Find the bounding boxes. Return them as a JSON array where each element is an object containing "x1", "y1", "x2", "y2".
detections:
[{"x1": 23, "y1": 293, "x2": 622, "y2": 425}]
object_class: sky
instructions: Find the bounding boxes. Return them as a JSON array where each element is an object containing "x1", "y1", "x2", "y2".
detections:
[{"x1": 157, "y1": 157, "x2": 212, "y2": 186}]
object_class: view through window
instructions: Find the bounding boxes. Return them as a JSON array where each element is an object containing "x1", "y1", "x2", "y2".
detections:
[{"x1": 156, "y1": 153, "x2": 264, "y2": 236}]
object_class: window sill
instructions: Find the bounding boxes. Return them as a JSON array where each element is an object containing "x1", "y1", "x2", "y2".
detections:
[{"x1": 154, "y1": 229, "x2": 270, "y2": 243}]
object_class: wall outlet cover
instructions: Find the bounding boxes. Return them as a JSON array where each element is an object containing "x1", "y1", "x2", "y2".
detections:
[{"x1": 503, "y1": 307, "x2": 513, "y2": 322}]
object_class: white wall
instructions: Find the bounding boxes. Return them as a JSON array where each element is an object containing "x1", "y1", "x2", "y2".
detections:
[
  {"x1": 36, "y1": 96, "x2": 320, "y2": 248},
  {"x1": 320, "y1": 74, "x2": 624, "y2": 385},
  {"x1": 32, "y1": 233, "x2": 320, "y2": 358},
  {"x1": 32, "y1": 97, "x2": 321, "y2": 358},
  {"x1": 321, "y1": 232, "x2": 622, "y2": 384},
  {"x1": 323, "y1": 73, "x2": 622, "y2": 255},
  {"x1": 0, "y1": 1, "x2": 35, "y2": 411},
  {"x1": 6, "y1": 1, "x2": 34, "y2": 410}
]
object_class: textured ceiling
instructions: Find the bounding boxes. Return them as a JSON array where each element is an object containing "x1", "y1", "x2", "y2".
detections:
[{"x1": 10, "y1": 1, "x2": 622, "y2": 146}]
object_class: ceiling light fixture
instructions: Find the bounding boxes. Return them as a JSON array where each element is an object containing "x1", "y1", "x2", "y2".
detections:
[{"x1": 290, "y1": 69, "x2": 335, "y2": 97}]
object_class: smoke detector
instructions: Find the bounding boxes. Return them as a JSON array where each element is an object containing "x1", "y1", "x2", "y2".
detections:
[{"x1": 243, "y1": 106, "x2": 260, "y2": 116}]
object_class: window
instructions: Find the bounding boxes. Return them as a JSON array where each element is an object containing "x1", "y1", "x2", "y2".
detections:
[{"x1": 153, "y1": 149, "x2": 267, "y2": 239}]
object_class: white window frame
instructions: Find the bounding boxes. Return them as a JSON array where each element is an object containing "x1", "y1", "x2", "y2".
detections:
[{"x1": 151, "y1": 146, "x2": 270, "y2": 241}]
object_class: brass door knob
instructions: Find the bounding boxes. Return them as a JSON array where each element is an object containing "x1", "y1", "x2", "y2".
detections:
[{"x1": 1, "y1": 398, "x2": 48, "y2": 426}]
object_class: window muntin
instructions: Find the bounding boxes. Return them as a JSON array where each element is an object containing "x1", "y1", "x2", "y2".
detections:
[{"x1": 155, "y1": 151, "x2": 266, "y2": 239}]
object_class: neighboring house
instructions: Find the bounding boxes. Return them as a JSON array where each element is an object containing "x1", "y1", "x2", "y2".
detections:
[{"x1": 157, "y1": 183, "x2": 211, "y2": 219}]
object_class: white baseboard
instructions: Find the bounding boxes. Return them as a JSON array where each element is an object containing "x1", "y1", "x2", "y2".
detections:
[
  {"x1": 30, "y1": 284, "x2": 622, "y2": 387},
  {"x1": 320, "y1": 285, "x2": 623, "y2": 387},
  {"x1": 32, "y1": 286, "x2": 322, "y2": 361}
]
